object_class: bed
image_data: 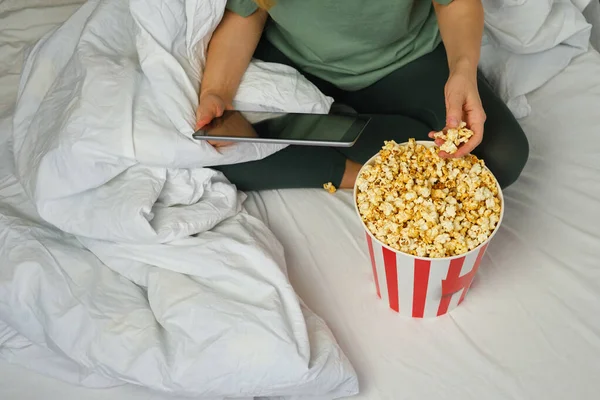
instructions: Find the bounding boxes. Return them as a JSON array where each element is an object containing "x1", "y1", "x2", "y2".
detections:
[{"x1": 2, "y1": 1, "x2": 600, "y2": 399}]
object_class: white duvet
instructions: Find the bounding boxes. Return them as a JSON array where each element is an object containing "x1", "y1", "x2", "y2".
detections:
[
  {"x1": 479, "y1": 0, "x2": 599, "y2": 118},
  {"x1": 2, "y1": 0, "x2": 599, "y2": 398},
  {"x1": 1, "y1": 0, "x2": 357, "y2": 398}
]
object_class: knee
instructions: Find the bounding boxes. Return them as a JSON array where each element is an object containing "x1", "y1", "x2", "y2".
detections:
[{"x1": 477, "y1": 122, "x2": 529, "y2": 190}]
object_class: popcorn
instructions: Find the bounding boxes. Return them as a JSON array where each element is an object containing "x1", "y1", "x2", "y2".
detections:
[
  {"x1": 323, "y1": 182, "x2": 337, "y2": 193},
  {"x1": 356, "y1": 139, "x2": 501, "y2": 258},
  {"x1": 433, "y1": 121, "x2": 474, "y2": 154}
]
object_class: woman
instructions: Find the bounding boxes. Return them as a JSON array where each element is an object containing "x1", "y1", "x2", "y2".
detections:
[{"x1": 196, "y1": 0, "x2": 529, "y2": 191}]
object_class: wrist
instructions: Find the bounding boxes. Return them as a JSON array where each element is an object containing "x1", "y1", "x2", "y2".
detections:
[
  {"x1": 449, "y1": 56, "x2": 478, "y2": 75},
  {"x1": 200, "y1": 88, "x2": 223, "y2": 100},
  {"x1": 200, "y1": 89, "x2": 233, "y2": 107}
]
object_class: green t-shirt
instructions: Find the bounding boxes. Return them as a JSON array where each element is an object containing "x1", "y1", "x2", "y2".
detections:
[{"x1": 226, "y1": 0, "x2": 453, "y2": 91}]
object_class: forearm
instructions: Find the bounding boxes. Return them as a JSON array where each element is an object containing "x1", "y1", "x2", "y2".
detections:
[
  {"x1": 433, "y1": 0, "x2": 484, "y2": 73},
  {"x1": 200, "y1": 10, "x2": 267, "y2": 104}
]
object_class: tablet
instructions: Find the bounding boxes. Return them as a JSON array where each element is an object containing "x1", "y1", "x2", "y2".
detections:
[{"x1": 192, "y1": 110, "x2": 370, "y2": 147}]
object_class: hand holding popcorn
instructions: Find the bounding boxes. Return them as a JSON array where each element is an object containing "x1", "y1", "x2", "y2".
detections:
[
  {"x1": 429, "y1": 120, "x2": 482, "y2": 158},
  {"x1": 432, "y1": 121, "x2": 474, "y2": 155},
  {"x1": 440, "y1": 67, "x2": 486, "y2": 158}
]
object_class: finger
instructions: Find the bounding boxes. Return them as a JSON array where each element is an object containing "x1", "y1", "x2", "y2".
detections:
[
  {"x1": 437, "y1": 150, "x2": 451, "y2": 159},
  {"x1": 429, "y1": 130, "x2": 446, "y2": 140},
  {"x1": 434, "y1": 138, "x2": 445, "y2": 146},
  {"x1": 451, "y1": 144, "x2": 473, "y2": 158},
  {"x1": 214, "y1": 102, "x2": 225, "y2": 118},
  {"x1": 195, "y1": 104, "x2": 215, "y2": 129},
  {"x1": 468, "y1": 119, "x2": 485, "y2": 139},
  {"x1": 452, "y1": 133, "x2": 482, "y2": 158},
  {"x1": 445, "y1": 93, "x2": 464, "y2": 128},
  {"x1": 208, "y1": 140, "x2": 226, "y2": 148},
  {"x1": 195, "y1": 115, "x2": 212, "y2": 130},
  {"x1": 208, "y1": 140, "x2": 233, "y2": 147},
  {"x1": 214, "y1": 142, "x2": 234, "y2": 148},
  {"x1": 464, "y1": 97, "x2": 486, "y2": 135},
  {"x1": 450, "y1": 110, "x2": 485, "y2": 157}
]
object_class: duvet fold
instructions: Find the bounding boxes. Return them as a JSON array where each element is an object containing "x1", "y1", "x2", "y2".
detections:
[{"x1": 2, "y1": 0, "x2": 356, "y2": 398}]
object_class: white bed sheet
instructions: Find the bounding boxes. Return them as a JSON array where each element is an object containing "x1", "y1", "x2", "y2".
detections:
[
  {"x1": 2, "y1": 1, "x2": 600, "y2": 400},
  {"x1": 244, "y1": 48, "x2": 600, "y2": 399}
]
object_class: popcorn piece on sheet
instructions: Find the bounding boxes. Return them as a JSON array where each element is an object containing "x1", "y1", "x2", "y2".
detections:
[
  {"x1": 355, "y1": 139, "x2": 501, "y2": 258},
  {"x1": 323, "y1": 182, "x2": 337, "y2": 193},
  {"x1": 433, "y1": 121, "x2": 475, "y2": 154}
]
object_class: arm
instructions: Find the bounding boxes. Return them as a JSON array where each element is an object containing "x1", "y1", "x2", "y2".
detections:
[
  {"x1": 433, "y1": 0, "x2": 484, "y2": 75},
  {"x1": 201, "y1": 9, "x2": 267, "y2": 104},
  {"x1": 197, "y1": 9, "x2": 267, "y2": 128},
  {"x1": 431, "y1": 0, "x2": 486, "y2": 158}
]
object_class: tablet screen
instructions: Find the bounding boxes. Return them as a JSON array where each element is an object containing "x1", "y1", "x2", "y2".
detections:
[{"x1": 195, "y1": 110, "x2": 370, "y2": 147}]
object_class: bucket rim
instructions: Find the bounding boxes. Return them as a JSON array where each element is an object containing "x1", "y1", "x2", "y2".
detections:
[{"x1": 354, "y1": 140, "x2": 505, "y2": 262}]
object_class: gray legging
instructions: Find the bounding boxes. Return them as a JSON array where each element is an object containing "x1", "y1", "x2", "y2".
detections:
[{"x1": 215, "y1": 40, "x2": 529, "y2": 191}]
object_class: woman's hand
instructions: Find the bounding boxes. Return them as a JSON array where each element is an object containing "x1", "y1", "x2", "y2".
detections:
[
  {"x1": 195, "y1": 93, "x2": 233, "y2": 147},
  {"x1": 429, "y1": 65, "x2": 486, "y2": 158},
  {"x1": 195, "y1": 93, "x2": 229, "y2": 130},
  {"x1": 196, "y1": 97, "x2": 259, "y2": 148}
]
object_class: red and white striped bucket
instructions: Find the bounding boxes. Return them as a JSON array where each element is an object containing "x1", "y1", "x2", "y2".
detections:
[{"x1": 354, "y1": 141, "x2": 504, "y2": 318}]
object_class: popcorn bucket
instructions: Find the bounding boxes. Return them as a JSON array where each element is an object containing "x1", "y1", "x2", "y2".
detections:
[{"x1": 354, "y1": 141, "x2": 504, "y2": 318}]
